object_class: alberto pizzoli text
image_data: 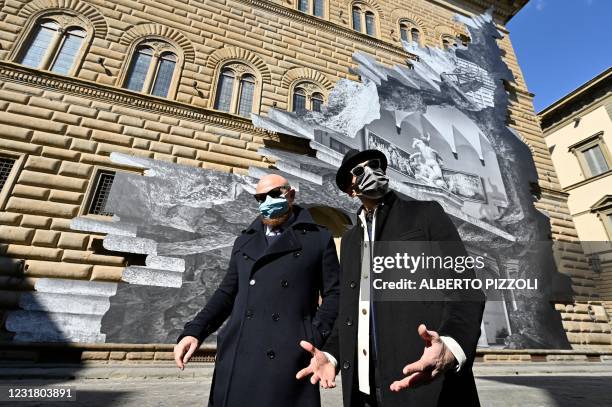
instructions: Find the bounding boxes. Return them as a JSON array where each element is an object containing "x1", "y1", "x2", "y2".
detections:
[
  {"x1": 372, "y1": 278, "x2": 538, "y2": 290},
  {"x1": 371, "y1": 253, "x2": 538, "y2": 291}
]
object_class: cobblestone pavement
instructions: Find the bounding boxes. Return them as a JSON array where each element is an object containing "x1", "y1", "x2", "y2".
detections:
[{"x1": 1, "y1": 364, "x2": 611, "y2": 407}]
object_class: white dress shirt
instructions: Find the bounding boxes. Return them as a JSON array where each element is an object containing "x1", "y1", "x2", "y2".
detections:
[{"x1": 324, "y1": 203, "x2": 466, "y2": 394}]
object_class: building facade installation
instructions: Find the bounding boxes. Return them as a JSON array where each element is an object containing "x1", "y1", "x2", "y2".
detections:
[{"x1": 0, "y1": 0, "x2": 610, "y2": 360}]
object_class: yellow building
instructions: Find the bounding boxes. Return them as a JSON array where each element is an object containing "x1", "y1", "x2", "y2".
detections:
[
  {"x1": 540, "y1": 68, "x2": 612, "y2": 314},
  {"x1": 0, "y1": 0, "x2": 610, "y2": 361}
]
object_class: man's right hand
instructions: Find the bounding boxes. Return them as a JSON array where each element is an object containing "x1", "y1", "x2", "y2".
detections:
[
  {"x1": 296, "y1": 340, "x2": 337, "y2": 388},
  {"x1": 174, "y1": 336, "x2": 199, "y2": 370}
]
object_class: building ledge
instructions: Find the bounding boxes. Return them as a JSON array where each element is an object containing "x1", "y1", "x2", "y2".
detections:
[
  {"x1": 248, "y1": 0, "x2": 418, "y2": 62},
  {"x1": 0, "y1": 61, "x2": 270, "y2": 136},
  {"x1": 564, "y1": 169, "x2": 612, "y2": 192}
]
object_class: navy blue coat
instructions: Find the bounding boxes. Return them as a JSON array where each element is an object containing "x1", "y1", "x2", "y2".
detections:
[{"x1": 177, "y1": 205, "x2": 340, "y2": 407}]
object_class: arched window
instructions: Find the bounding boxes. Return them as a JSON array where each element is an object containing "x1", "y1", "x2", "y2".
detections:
[
  {"x1": 365, "y1": 12, "x2": 376, "y2": 36},
  {"x1": 293, "y1": 88, "x2": 307, "y2": 112},
  {"x1": 352, "y1": 6, "x2": 362, "y2": 32},
  {"x1": 351, "y1": 4, "x2": 377, "y2": 37},
  {"x1": 215, "y1": 69, "x2": 235, "y2": 112},
  {"x1": 213, "y1": 63, "x2": 260, "y2": 118},
  {"x1": 459, "y1": 34, "x2": 471, "y2": 46},
  {"x1": 399, "y1": 21, "x2": 421, "y2": 46},
  {"x1": 291, "y1": 82, "x2": 326, "y2": 113},
  {"x1": 411, "y1": 28, "x2": 421, "y2": 44},
  {"x1": 313, "y1": 0, "x2": 325, "y2": 17},
  {"x1": 298, "y1": 0, "x2": 308, "y2": 12},
  {"x1": 297, "y1": 0, "x2": 325, "y2": 17},
  {"x1": 311, "y1": 92, "x2": 324, "y2": 112},
  {"x1": 18, "y1": 19, "x2": 87, "y2": 75},
  {"x1": 237, "y1": 74, "x2": 255, "y2": 117},
  {"x1": 151, "y1": 52, "x2": 177, "y2": 97},
  {"x1": 123, "y1": 41, "x2": 178, "y2": 98},
  {"x1": 442, "y1": 35, "x2": 456, "y2": 50}
]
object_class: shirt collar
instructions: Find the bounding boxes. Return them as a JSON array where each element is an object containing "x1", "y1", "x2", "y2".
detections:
[
  {"x1": 265, "y1": 210, "x2": 296, "y2": 236},
  {"x1": 356, "y1": 190, "x2": 394, "y2": 219}
]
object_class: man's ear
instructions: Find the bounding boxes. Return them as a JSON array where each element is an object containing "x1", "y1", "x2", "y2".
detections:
[{"x1": 287, "y1": 188, "x2": 296, "y2": 202}]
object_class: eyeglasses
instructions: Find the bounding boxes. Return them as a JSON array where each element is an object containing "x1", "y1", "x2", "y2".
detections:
[
  {"x1": 253, "y1": 186, "x2": 289, "y2": 203},
  {"x1": 350, "y1": 159, "x2": 381, "y2": 178}
]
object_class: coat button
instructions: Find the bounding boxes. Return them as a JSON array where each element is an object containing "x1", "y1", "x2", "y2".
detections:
[
  {"x1": 272, "y1": 313, "x2": 280, "y2": 321},
  {"x1": 281, "y1": 280, "x2": 289, "y2": 288},
  {"x1": 243, "y1": 254, "x2": 248, "y2": 259},
  {"x1": 342, "y1": 361, "x2": 350, "y2": 370},
  {"x1": 322, "y1": 330, "x2": 329, "y2": 337},
  {"x1": 346, "y1": 318, "x2": 353, "y2": 326},
  {"x1": 267, "y1": 350, "x2": 276, "y2": 359},
  {"x1": 249, "y1": 279, "x2": 256, "y2": 286},
  {"x1": 301, "y1": 229, "x2": 307, "y2": 235},
  {"x1": 293, "y1": 251, "x2": 301, "y2": 257},
  {"x1": 246, "y1": 309, "x2": 254, "y2": 319},
  {"x1": 349, "y1": 281, "x2": 356, "y2": 289}
]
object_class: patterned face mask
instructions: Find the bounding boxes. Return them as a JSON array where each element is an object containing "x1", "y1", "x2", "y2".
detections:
[{"x1": 354, "y1": 165, "x2": 389, "y2": 199}]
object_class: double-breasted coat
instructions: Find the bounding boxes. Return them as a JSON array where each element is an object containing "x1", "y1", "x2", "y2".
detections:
[
  {"x1": 177, "y1": 205, "x2": 340, "y2": 407},
  {"x1": 323, "y1": 191, "x2": 486, "y2": 407}
]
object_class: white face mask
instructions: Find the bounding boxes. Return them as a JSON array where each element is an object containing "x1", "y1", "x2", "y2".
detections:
[{"x1": 354, "y1": 166, "x2": 389, "y2": 199}]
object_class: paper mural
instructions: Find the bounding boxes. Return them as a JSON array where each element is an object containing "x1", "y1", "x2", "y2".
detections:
[{"x1": 4, "y1": 10, "x2": 573, "y2": 349}]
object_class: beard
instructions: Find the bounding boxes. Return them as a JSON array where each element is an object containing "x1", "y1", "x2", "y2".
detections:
[{"x1": 261, "y1": 205, "x2": 292, "y2": 228}]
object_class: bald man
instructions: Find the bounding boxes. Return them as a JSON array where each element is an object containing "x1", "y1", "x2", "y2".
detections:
[{"x1": 174, "y1": 175, "x2": 340, "y2": 407}]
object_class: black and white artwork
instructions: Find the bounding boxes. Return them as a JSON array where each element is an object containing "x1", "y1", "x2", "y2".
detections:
[
  {"x1": 366, "y1": 131, "x2": 415, "y2": 178},
  {"x1": 3, "y1": 10, "x2": 574, "y2": 350},
  {"x1": 442, "y1": 168, "x2": 487, "y2": 203}
]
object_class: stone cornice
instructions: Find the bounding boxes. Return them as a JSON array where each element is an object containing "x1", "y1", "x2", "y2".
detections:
[
  {"x1": 0, "y1": 61, "x2": 274, "y2": 136},
  {"x1": 564, "y1": 169, "x2": 612, "y2": 192},
  {"x1": 504, "y1": 81, "x2": 535, "y2": 98},
  {"x1": 539, "y1": 186, "x2": 569, "y2": 199},
  {"x1": 247, "y1": 0, "x2": 418, "y2": 62},
  {"x1": 538, "y1": 68, "x2": 612, "y2": 118},
  {"x1": 418, "y1": 0, "x2": 525, "y2": 25},
  {"x1": 462, "y1": 0, "x2": 526, "y2": 22},
  {"x1": 540, "y1": 95, "x2": 611, "y2": 136},
  {"x1": 539, "y1": 68, "x2": 611, "y2": 124}
]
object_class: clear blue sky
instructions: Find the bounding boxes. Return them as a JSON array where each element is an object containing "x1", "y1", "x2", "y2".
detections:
[{"x1": 506, "y1": 0, "x2": 611, "y2": 112}]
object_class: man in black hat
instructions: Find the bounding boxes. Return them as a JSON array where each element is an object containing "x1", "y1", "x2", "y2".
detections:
[{"x1": 296, "y1": 149, "x2": 485, "y2": 407}]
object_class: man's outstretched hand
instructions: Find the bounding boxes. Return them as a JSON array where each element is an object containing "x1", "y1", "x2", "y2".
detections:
[
  {"x1": 296, "y1": 340, "x2": 337, "y2": 389},
  {"x1": 390, "y1": 324, "x2": 456, "y2": 391}
]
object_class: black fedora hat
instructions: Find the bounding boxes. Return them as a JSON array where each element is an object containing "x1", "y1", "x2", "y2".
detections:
[{"x1": 335, "y1": 148, "x2": 387, "y2": 192}]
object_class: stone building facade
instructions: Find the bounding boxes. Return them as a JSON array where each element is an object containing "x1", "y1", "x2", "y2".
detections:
[
  {"x1": 540, "y1": 68, "x2": 612, "y2": 318},
  {"x1": 0, "y1": 0, "x2": 610, "y2": 361}
]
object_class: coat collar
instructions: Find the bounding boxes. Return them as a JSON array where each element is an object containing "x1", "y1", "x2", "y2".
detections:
[
  {"x1": 356, "y1": 190, "x2": 397, "y2": 241},
  {"x1": 238, "y1": 205, "x2": 315, "y2": 266}
]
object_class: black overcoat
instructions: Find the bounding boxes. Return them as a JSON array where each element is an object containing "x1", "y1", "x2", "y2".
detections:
[
  {"x1": 177, "y1": 205, "x2": 340, "y2": 407},
  {"x1": 323, "y1": 191, "x2": 486, "y2": 407}
]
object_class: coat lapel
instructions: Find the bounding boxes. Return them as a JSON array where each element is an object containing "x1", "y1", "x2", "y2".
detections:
[
  {"x1": 342, "y1": 225, "x2": 362, "y2": 301},
  {"x1": 261, "y1": 227, "x2": 302, "y2": 258},
  {"x1": 374, "y1": 190, "x2": 397, "y2": 241},
  {"x1": 246, "y1": 206, "x2": 311, "y2": 276},
  {"x1": 237, "y1": 218, "x2": 267, "y2": 262}
]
